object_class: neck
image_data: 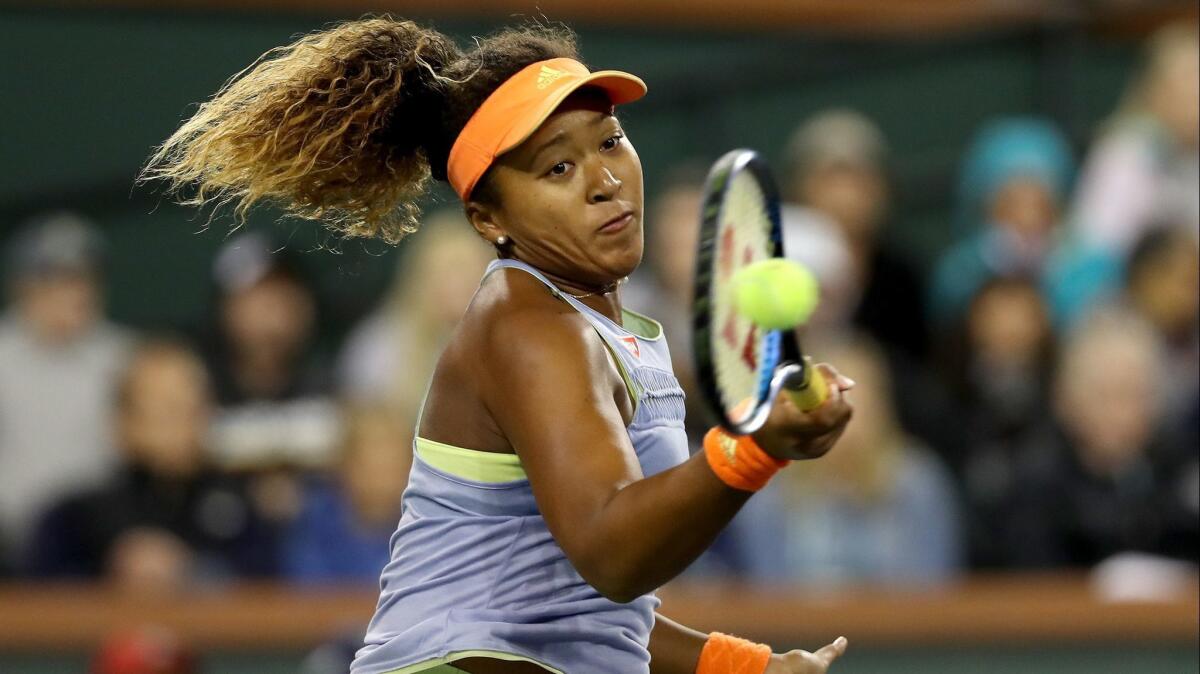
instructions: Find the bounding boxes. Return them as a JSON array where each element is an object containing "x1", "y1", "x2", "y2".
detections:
[{"x1": 517, "y1": 260, "x2": 626, "y2": 324}]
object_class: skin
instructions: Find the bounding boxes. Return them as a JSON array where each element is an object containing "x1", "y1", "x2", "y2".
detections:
[
  {"x1": 14, "y1": 273, "x2": 101, "y2": 346},
  {"x1": 220, "y1": 272, "x2": 315, "y2": 398},
  {"x1": 118, "y1": 347, "x2": 213, "y2": 478},
  {"x1": 107, "y1": 347, "x2": 213, "y2": 593},
  {"x1": 420, "y1": 92, "x2": 853, "y2": 673}
]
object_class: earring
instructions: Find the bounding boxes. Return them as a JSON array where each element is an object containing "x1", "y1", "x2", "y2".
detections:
[{"x1": 496, "y1": 235, "x2": 509, "y2": 246}]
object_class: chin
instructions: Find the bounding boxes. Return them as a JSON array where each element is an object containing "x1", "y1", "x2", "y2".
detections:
[{"x1": 610, "y1": 239, "x2": 644, "y2": 279}]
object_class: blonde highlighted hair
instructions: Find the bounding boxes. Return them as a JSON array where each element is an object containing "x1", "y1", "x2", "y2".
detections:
[{"x1": 141, "y1": 17, "x2": 577, "y2": 244}]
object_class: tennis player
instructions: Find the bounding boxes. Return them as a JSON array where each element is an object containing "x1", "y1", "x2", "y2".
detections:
[{"x1": 145, "y1": 17, "x2": 855, "y2": 674}]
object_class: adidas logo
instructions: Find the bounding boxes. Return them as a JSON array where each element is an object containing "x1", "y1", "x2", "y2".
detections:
[
  {"x1": 536, "y1": 65, "x2": 567, "y2": 89},
  {"x1": 718, "y1": 434, "x2": 739, "y2": 464}
]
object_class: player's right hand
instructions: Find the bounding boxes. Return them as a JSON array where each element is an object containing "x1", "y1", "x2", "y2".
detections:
[
  {"x1": 750, "y1": 363, "x2": 854, "y2": 461},
  {"x1": 764, "y1": 636, "x2": 849, "y2": 673}
]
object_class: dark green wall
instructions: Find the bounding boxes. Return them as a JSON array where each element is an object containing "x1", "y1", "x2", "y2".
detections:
[{"x1": 1, "y1": 8, "x2": 1139, "y2": 338}]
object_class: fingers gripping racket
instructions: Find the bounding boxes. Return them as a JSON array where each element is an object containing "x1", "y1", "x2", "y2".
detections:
[{"x1": 692, "y1": 149, "x2": 828, "y2": 436}]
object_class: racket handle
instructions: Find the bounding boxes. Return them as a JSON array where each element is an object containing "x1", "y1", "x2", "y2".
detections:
[{"x1": 785, "y1": 357, "x2": 828, "y2": 412}]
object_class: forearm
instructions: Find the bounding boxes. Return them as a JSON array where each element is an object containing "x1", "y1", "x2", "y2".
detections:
[
  {"x1": 575, "y1": 449, "x2": 751, "y2": 601},
  {"x1": 649, "y1": 613, "x2": 709, "y2": 674}
]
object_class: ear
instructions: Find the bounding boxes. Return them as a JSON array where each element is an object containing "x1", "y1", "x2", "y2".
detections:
[{"x1": 465, "y1": 200, "x2": 507, "y2": 246}]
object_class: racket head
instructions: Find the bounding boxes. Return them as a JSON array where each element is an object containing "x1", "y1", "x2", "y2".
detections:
[{"x1": 692, "y1": 149, "x2": 806, "y2": 435}]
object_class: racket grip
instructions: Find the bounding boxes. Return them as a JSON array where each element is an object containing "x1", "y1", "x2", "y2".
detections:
[{"x1": 785, "y1": 357, "x2": 828, "y2": 412}]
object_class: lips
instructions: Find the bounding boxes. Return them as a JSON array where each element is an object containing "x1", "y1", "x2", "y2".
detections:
[{"x1": 599, "y1": 210, "x2": 635, "y2": 234}]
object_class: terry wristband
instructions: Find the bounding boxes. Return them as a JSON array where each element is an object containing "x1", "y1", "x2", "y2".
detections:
[
  {"x1": 703, "y1": 427, "x2": 787, "y2": 492},
  {"x1": 696, "y1": 631, "x2": 772, "y2": 674}
]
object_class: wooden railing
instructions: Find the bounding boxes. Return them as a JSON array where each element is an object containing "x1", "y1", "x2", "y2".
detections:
[{"x1": 0, "y1": 574, "x2": 1195, "y2": 651}]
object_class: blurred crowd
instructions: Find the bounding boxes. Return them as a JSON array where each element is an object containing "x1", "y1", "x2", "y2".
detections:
[{"x1": 0, "y1": 25, "x2": 1195, "y2": 619}]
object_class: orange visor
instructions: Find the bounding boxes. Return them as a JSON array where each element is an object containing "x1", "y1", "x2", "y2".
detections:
[{"x1": 446, "y1": 57, "x2": 647, "y2": 200}]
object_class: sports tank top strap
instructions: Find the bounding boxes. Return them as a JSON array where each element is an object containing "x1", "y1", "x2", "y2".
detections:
[
  {"x1": 484, "y1": 259, "x2": 644, "y2": 375},
  {"x1": 484, "y1": 259, "x2": 596, "y2": 311}
]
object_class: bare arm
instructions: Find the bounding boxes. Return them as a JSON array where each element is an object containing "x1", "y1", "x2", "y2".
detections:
[
  {"x1": 649, "y1": 614, "x2": 707, "y2": 674},
  {"x1": 481, "y1": 298, "x2": 852, "y2": 602},
  {"x1": 648, "y1": 613, "x2": 850, "y2": 674}
]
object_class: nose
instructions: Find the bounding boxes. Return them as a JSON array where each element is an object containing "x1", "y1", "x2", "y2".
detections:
[{"x1": 588, "y1": 163, "x2": 622, "y2": 204}]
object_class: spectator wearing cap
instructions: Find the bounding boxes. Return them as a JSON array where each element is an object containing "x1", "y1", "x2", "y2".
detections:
[
  {"x1": 201, "y1": 232, "x2": 339, "y2": 562},
  {"x1": 0, "y1": 212, "x2": 134, "y2": 568},
  {"x1": 203, "y1": 231, "x2": 338, "y2": 471},
  {"x1": 783, "y1": 110, "x2": 957, "y2": 464},
  {"x1": 929, "y1": 118, "x2": 1120, "y2": 329},
  {"x1": 783, "y1": 109, "x2": 929, "y2": 361}
]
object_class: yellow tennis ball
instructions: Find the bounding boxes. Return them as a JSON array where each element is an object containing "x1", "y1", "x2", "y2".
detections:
[{"x1": 731, "y1": 259, "x2": 819, "y2": 330}]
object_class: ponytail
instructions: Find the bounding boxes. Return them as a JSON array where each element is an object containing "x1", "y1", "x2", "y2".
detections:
[{"x1": 143, "y1": 17, "x2": 577, "y2": 244}]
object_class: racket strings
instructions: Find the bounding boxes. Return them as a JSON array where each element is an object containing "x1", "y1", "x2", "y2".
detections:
[{"x1": 710, "y1": 171, "x2": 777, "y2": 425}]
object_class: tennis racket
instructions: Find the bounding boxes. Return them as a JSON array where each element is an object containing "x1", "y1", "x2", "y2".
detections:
[{"x1": 692, "y1": 149, "x2": 828, "y2": 436}]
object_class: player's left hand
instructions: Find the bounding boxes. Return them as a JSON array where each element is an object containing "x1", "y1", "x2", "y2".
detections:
[
  {"x1": 764, "y1": 636, "x2": 849, "y2": 673},
  {"x1": 750, "y1": 362, "x2": 854, "y2": 461}
]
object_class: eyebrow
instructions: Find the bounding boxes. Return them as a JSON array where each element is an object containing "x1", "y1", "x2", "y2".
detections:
[
  {"x1": 529, "y1": 130, "x2": 569, "y2": 166},
  {"x1": 528, "y1": 113, "x2": 617, "y2": 166}
]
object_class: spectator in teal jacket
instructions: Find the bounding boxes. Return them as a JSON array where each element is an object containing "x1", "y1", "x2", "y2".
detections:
[{"x1": 930, "y1": 118, "x2": 1120, "y2": 330}]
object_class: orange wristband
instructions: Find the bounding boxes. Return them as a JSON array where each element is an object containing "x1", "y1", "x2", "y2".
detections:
[
  {"x1": 696, "y1": 631, "x2": 772, "y2": 674},
  {"x1": 703, "y1": 427, "x2": 787, "y2": 492}
]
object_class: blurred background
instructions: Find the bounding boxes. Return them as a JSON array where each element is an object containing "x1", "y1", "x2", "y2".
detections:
[{"x1": 1, "y1": 1, "x2": 1197, "y2": 672}]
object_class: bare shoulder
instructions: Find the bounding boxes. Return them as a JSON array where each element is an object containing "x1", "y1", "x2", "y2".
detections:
[
  {"x1": 460, "y1": 267, "x2": 610, "y2": 381},
  {"x1": 425, "y1": 267, "x2": 628, "y2": 451}
]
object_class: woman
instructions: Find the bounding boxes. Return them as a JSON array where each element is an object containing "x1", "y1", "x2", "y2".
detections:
[
  {"x1": 929, "y1": 117, "x2": 1119, "y2": 329},
  {"x1": 145, "y1": 17, "x2": 854, "y2": 674},
  {"x1": 1070, "y1": 23, "x2": 1198, "y2": 257}
]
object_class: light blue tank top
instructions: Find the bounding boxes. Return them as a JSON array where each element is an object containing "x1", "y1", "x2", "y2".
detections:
[{"x1": 351, "y1": 259, "x2": 691, "y2": 674}]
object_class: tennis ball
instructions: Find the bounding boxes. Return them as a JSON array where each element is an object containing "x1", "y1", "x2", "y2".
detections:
[{"x1": 731, "y1": 259, "x2": 819, "y2": 330}]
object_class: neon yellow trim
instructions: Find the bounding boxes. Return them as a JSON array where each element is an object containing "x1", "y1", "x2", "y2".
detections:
[
  {"x1": 620, "y1": 308, "x2": 663, "y2": 340},
  {"x1": 415, "y1": 437, "x2": 527, "y2": 482},
  {"x1": 413, "y1": 310, "x2": 652, "y2": 485},
  {"x1": 384, "y1": 650, "x2": 564, "y2": 674}
]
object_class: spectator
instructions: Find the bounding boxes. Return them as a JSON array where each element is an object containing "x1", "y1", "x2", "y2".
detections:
[
  {"x1": 783, "y1": 109, "x2": 929, "y2": 360},
  {"x1": 337, "y1": 210, "x2": 492, "y2": 426},
  {"x1": 701, "y1": 334, "x2": 963, "y2": 585},
  {"x1": 204, "y1": 231, "x2": 339, "y2": 471},
  {"x1": 28, "y1": 340, "x2": 271, "y2": 587},
  {"x1": 1070, "y1": 23, "x2": 1199, "y2": 256},
  {"x1": 785, "y1": 111, "x2": 956, "y2": 462},
  {"x1": 201, "y1": 232, "x2": 341, "y2": 554},
  {"x1": 947, "y1": 276, "x2": 1055, "y2": 566},
  {"x1": 930, "y1": 117, "x2": 1119, "y2": 328},
  {"x1": 0, "y1": 212, "x2": 134, "y2": 567},
  {"x1": 1003, "y1": 310, "x2": 1196, "y2": 567},
  {"x1": 1121, "y1": 227, "x2": 1199, "y2": 421},
  {"x1": 282, "y1": 405, "x2": 411, "y2": 584}
]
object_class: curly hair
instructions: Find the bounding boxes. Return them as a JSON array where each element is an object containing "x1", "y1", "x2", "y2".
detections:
[{"x1": 141, "y1": 17, "x2": 578, "y2": 244}]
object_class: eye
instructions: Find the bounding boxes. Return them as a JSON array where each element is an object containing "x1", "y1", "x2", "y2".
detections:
[
  {"x1": 601, "y1": 133, "x2": 625, "y2": 151},
  {"x1": 547, "y1": 161, "x2": 572, "y2": 177}
]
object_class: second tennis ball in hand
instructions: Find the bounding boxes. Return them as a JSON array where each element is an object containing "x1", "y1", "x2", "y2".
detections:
[{"x1": 731, "y1": 259, "x2": 820, "y2": 330}]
